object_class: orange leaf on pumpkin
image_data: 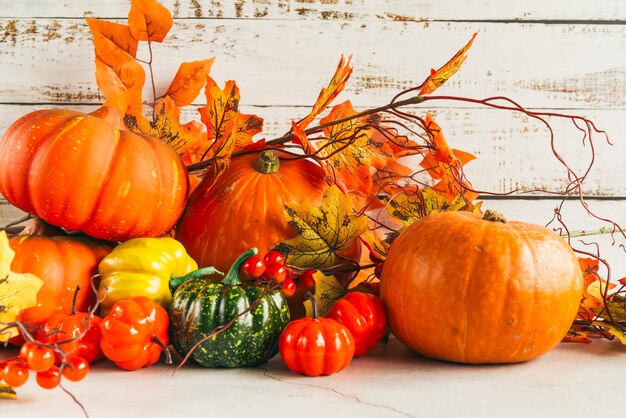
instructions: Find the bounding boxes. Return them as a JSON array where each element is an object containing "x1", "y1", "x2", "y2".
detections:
[
  {"x1": 128, "y1": 0, "x2": 173, "y2": 43},
  {"x1": 95, "y1": 56, "x2": 145, "y2": 114},
  {"x1": 231, "y1": 113, "x2": 264, "y2": 151},
  {"x1": 166, "y1": 58, "x2": 215, "y2": 107},
  {"x1": 418, "y1": 32, "x2": 478, "y2": 96},
  {"x1": 125, "y1": 96, "x2": 203, "y2": 154},
  {"x1": 86, "y1": 18, "x2": 138, "y2": 67},
  {"x1": 299, "y1": 55, "x2": 353, "y2": 129},
  {"x1": 198, "y1": 77, "x2": 240, "y2": 142}
]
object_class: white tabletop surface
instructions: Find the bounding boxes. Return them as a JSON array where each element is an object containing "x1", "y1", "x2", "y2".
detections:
[{"x1": 2, "y1": 333, "x2": 625, "y2": 418}]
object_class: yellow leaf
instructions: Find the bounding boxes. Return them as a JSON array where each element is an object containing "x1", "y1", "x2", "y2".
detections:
[
  {"x1": 0, "y1": 231, "x2": 44, "y2": 342},
  {"x1": 303, "y1": 272, "x2": 345, "y2": 318},
  {"x1": 386, "y1": 188, "x2": 482, "y2": 230},
  {"x1": 0, "y1": 383, "x2": 16, "y2": 400},
  {"x1": 275, "y1": 185, "x2": 367, "y2": 270}
]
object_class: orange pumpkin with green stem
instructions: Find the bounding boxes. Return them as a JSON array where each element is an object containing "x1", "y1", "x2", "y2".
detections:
[
  {"x1": 176, "y1": 150, "x2": 329, "y2": 274},
  {"x1": 380, "y1": 210, "x2": 584, "y2": 364}
]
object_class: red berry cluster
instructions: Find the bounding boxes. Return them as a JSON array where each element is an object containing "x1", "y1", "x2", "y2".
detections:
[
  {"x1": 241, "y1": 250, "x2": 298, "y2": 297},
  {"x1": 0, "y1": 342, "x2": 89, "y2": 389}
]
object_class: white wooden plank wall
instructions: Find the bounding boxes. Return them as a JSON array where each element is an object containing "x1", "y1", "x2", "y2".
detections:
[{"x1": 0, "y1": 1, "x2": 625, "y2": 240}]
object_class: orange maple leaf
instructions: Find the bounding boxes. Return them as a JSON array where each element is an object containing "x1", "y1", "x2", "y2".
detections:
[
  {"x1": 418, "y1": 32, "x2": 478, "y2": 96},
  {"x1": 166, "y1": 58, "x2": 215, "y2": 107},
  {"x1": 418, "y1": 113, "x2": 477, "y2": 201},
  {"x1": 125, "y1": 96, "x2": 203, "y2": 154},
  {"x1": 299, "y1": 55, "x2": 353, "y2": 129},
  {"x1": 95, "y1": 57, "x2": 145, "y2": 114},
  {"x1": 316, "y1": 101, "x2": 393, "y2": 195},
  {"x1": 86, "y1": 18, "x2": 138, "y2": 67},
  {"x1": 128, "y1": 0, "x2": 173, "y2": 43},
  {"x1": 198, "y1": 77, "x2": 240, "y2": 142},
  {"x1": 231, "y1": 113, "x2": 264, "y2": 151}
]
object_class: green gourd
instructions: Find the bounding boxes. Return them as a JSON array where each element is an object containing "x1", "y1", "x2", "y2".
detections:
[{"x1": 169, "y1": 248, "x2": 290, "y2": 367}]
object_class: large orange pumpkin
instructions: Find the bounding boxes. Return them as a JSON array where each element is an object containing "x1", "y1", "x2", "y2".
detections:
[
  {"x1": 0, "y1": 108, "x2": 188, "y2": 241},
  {"x1": 9, "y1": 234, "x2": 112, "y2": 326},
  {"x1": 176, "y1": 150, "x2": 328, "y2": 273},
  {"x1": 380, "y1": 210, "x2": 583, "y2": 364}
]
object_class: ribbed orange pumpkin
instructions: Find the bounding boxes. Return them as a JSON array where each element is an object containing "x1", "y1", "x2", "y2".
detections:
[
  {"x1": 0, "y1": 108, "x2": 188, "y2": 241},
  {"x1": 176, "y1": 150, "x2": 328, "y2": 273},
  {"x1": 9, "y1": 234, "x2": 112, "y2": 326},
  {"x1": 380, "y1": 210, "x2": 583, "y2": 364}
]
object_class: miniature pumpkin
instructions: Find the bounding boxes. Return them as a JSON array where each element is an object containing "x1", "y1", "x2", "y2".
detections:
[
  {"x1": 279, "y1": 292, "x2": 355, "y2": 376},
  {"x1": 169, "y1": 249, "x2": 290, "y2": 368},
  {"x1": 379, "y1": 210, "x2": 584, "y2": 364},
  {"x1": 0, "y1": 108, "x2": 188, "y2": 241},
  {"x1": 175, "y1": 150, "x2": 328, "y2": 273},
  {"x1": 9, "y1": 234, "x2": 112, "y2": 326},
  {"x1": 326, "y1": 291, "x2": 387, "y2": 356}
]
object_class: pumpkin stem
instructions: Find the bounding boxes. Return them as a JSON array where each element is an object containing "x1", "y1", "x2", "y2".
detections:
[
  {"x1": 483, "y1": 209, "x2": 507, "y2": 223},
  {"x1": 304, "y1": 291, "x2": 319, "y2": 319},
  {"x1": 254, "y1": 150, "x2": 280, "y2": 174},
  {"x1": 71, "y1": 285, "x2": 81, "y2": 316},
  {"x1": 222, "y1": 248, "x2": 258, "y2": 286},
  {"x1": 152, "y1": 336, "x2": 173, "y2": 365},
  {"x1": 170, "y1": 267, "x2": 224, "y2": 292}
]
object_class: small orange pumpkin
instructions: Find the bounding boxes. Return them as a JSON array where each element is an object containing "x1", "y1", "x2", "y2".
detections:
[
  {"x1": 0, "y1": 108, "x2": 188, "y2": 241},
  {"x1": 176, "y1": 150, "x2": 329, "y2": 273},
  {"x1": 380, "y1": 210, "x2": 583, "y2": 364},
  {"x1": 10, "y1": 234, "x2": 112, "y2": 327}
]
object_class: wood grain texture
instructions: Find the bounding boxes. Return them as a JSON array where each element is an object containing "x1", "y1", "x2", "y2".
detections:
[
  {"x1": 0, "y1": 1, "x2": 624, "y2": 200},
  {"x1": 1, "y1": 0, "x2": 625, "y2": 21},
  {"x1": 0, "y1": 19, "x2": 625, "y2": 109}
]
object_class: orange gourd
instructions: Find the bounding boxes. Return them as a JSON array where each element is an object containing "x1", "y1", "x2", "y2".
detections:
[
  {"x1": 380, "y1": 210, "x2": 584, "y2": 364},
  {"x1": 176, "y1": 150, "x2": 328, "y2": 273},
  {"x1": 0, "y1": 108, "x2": 188, "y2": 241},
  {"x1": 279, "y1": 294, "x2": 355, "y2": 376},
  {"x1": 9, "y1": 235, "x2": 112, "y2": 327}
]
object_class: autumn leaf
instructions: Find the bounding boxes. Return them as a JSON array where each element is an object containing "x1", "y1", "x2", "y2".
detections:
[
  {"x1": 291, "y1": 120, "x2": 317, "y2": 157},
  {"x1": 577, "y1": 258, "x2": 608, "y2": 319},
  {"x1": 198, "y1": 77, "x2": 240, "y2": 142},
  {"x1": 231, "y1": 113, "x2": 264, "y2": 151},
  {"x1": 299, "y1": 55, "x2": 353, "y2": 129},
  {"x1": 303, "y1": 272, "x2": 346, "y2": 318},
  {"x1": 318, "y1": 101, "x2": 393, "y2": 195},
  {"x1": 166, "y1": 59, "x2": 215, "y2": 107},
  {"x1": 418, "y1": 32, "x2": 478, "y2": 96},
  {"x1": 420, "y1": 113, "x2": 475, "y2": 175},
  {"x1": 124, "y1": 96, "x2": 203, "y2": 153},
  {"x1": 274, "y1": 185, "x2": 367, "y2": 270},
  {"x1": 385, "y1": 188, "x2": 424, "y2": 229},
  {"x1": 95, "y1": 56, "x2": 146, "y2": 114},
  {"x1": 128, "y1": 0, "x2": 173, "y2": 43},
  {"x1": 0, "y1": 231, "x2": 44, "y2": 342},
  {"x1": 86, "y1": 18, "x2": 138, "y2": 67}
]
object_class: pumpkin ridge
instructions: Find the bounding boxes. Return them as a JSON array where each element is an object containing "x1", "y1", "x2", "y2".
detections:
[{"x1": 28, "y1": 113, "x2": 87, "y2": 219}]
